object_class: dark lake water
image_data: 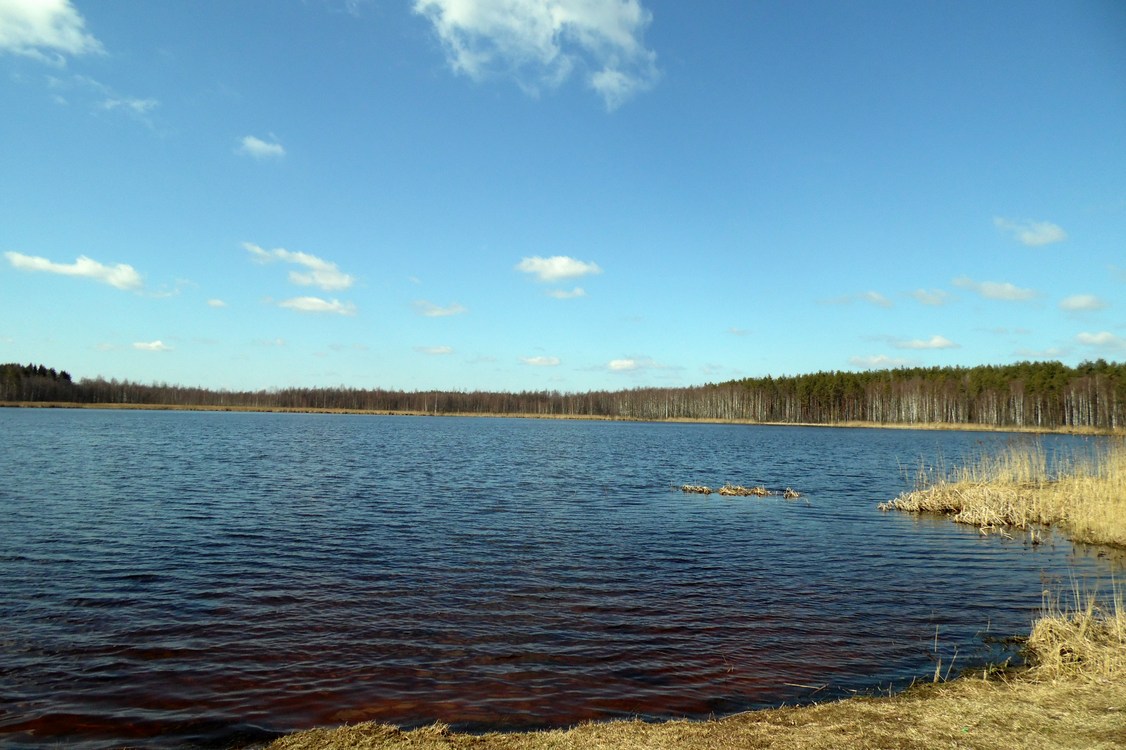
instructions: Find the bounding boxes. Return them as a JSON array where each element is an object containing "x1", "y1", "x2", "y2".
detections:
[{"x1": 0, "y1": 409, "x2": 1121, "y2": 748}]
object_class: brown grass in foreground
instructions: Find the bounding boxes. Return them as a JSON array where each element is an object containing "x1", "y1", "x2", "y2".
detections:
[
  {"x1": 879, "y1": 439, "x2": 1126, "y2": 547},
  {"x1": 265, "y1": 592, "x2": 1126, "y2": 750}
]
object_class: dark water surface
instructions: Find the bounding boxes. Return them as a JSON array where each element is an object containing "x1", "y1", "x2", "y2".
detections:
[{"x1": 0, "y1": 409, "x2": 1121, "y2": 748}]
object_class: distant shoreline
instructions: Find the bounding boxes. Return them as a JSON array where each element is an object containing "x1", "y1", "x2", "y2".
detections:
[{"x1": 2, "y1": 400, "x2": 1120, "y2": 436}]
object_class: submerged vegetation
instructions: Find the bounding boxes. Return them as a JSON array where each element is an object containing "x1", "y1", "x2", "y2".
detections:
[
  {"x1": 879, "y1": 439, "x2": 1126, "y2": 547},
  {"x1": 4, "y1": 359, "x2": 1126, "y2": 431},
  {"x1": 264, "y1": 444, "x2": 1126, "y2": 750},
  {"x1": 266, "y1": 591, "x2": 1126, "y2": 750}
]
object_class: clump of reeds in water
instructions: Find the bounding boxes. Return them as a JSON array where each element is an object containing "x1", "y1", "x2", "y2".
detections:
[
  {"x1": 1025, "y1": 586, "x2": 1126, "y2": 680},
  {"x1": 878, "y1": 439, "x2": 1126, "y2": 547},
  {"x1": 718, "y1": 484, "x2": 770, "y2": 497},
  {"x1": 680, "y1": 484, "x2": 714, "y2": 495}
]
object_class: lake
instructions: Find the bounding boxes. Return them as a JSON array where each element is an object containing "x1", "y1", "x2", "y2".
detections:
[{"x1": 0, "y1": 409, "x2": 1121, "y2": 748}]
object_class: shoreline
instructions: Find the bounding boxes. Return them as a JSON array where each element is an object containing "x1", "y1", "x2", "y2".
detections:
[{"x1": 2, "y1": 401, "x2": 1120, "y2": 436}]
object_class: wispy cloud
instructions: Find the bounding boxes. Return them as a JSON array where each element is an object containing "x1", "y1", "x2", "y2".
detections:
[
  {"x1": 207, "y1": 298, "x2": 227, "y2": 308},
  {"x1": 413, "y1": 300, "x2": 468, "y2": 317},
  {"x1": 4, "y1": 250, "x2": 142, "y2": 290},
  {"x1": 0, "y1": 0, "x2": 103, "y2": 64},
  {"x1": 414, "y1": 345, "x2": 453, "y2": 355},
  {"x1": 727, "y1": 327, "x2": 751, "y2": 336},
  {"x1": 1059, "y1": 294, "x2": 1107, "y2": 312},
  {"x1": 1076, "y1": 331, "x2": 1126, "y2": 351},
  {"x1": 862, "y1": 291, "x2": 893, "y2": 308},
  {"x1": 516, "y1": 255, "x2": 602, "y2": 282},
  {"x1": 607, "y1": 356, "x2": 663, "y2": 372},
  {"x1": 993, "y1": 217, "x2": 1067, "y2": 247},
  {"x1": 237, "y1": 135, "x2": 286, "y2": 159},
  {"x1": 413, "y1": 0, "x2": 659, "y2": 109},
  {"x1": 953, "y1": 276, "x2": 1038, "y2": 301},
  {"x1": 278, "y1": 296, "x2": 356, "y2": 316},
  {"x1": 891, "y1": 335, "x2": 958, "y2": 350},
  {"x1": 101, "y1": 96, "x2": 158, "y2": 115},
  {"x1": 244, "y1": 242, "x2": 354, "y2": 291},
  {"x1": 546, "y1": 287, "x2": 587, "y2": 299},
  {"x1": 133, "y1": 340, "x2": 171, "y2": 352},
  {"x1": 911, "y1": 289, "x2": 949, "y2": 306},
  {"x1": 849, "y1": 354, "x2": 915, "y2": 369},
  {"x1": 521, "y1": 356, "x2": 560, "y2": 366}
]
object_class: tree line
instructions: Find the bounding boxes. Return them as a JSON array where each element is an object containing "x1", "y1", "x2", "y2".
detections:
[{"x1": 2, "y1": 359, "x2": 1124, "y2": 430}]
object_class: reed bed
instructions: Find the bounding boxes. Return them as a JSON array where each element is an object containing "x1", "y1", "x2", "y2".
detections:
[{"x1": 879, "y1": 439, "x2": 1126, "y2": 547}]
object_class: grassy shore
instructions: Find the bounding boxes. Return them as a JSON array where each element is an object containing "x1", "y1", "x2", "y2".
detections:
[
  {"x1": 3, "y1": 401, "x2": 1121, "y2": 435},
  {"x1": 265, "y1": 442, "x2": 1126, "y2": 750},
  {"x1": 880, "y1": 439, "x2": 1126, "y2": 547}
]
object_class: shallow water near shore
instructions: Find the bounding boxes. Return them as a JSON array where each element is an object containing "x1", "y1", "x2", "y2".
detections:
[{"x1": 0, "y1": 409, "x2": 1121, "y2": 748}]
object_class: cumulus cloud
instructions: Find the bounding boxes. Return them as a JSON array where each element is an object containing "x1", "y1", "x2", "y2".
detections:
[
  {"x1": 413, "y1": 300, "x2": 468, "y2": 317},
  {"x1": 546, "y1": 286, "x2": 587, "y2": 299},
  {"x1": 244, "y1": 242, "x2": 354, "y2": 291},
  {"x1": 414, "y1": 345, "x2": 453, "y2": 355},
  {"x1": 237, "y1": 135, "x2": 286, "y2": 159},
  {"x1": 953, "y1": 276, "x2": 1038, "y2": 301},
  {"x1": 278, "y1": 296, "x2": 356, "y2": 316},
  {"x1": 1076, "y1": 331, "x2": 1126, "y2": 351},
  {"x1": 1060, "y1": 294, "x2": 1107, "y2": 312},
  {"x1": 133, "y1": 340, "x2": 171, "y2": 352},
  {"x1": 207, "y1": 298, "x2": 227, "y2": 308},
  {"x1": 609, "y1": 358, "x2": 638, "y2": 371},
  {"x1": 413, "y1": 0, "x2": 659, "y2": 109},
  {"x1": 521, "y1": 355, "x2": 560, "y2": 366},
  {"x1": 0, "y1": 0, "x2": 103, "y2": 63},
  {"x1": 891, "y1": 335, "x2": 958, "y2": 350},
  {"x1": 516, "y1": 255, "x2": 602, "y2": 282},
  {"x1": 848, "y1": 354, "x2": 915, "y2": 369},
  {"x1": 993, "y1": 217, "x2": 1067, "y2": 247},
  {"x1": 607, "y1": 356, "x2": 663, "y2": 372},
  {"x1": 4, "y1": 250, "x2": 142, "y2": 290},
  {"x1": 911, "y1": 289, "x2": 949, "y2": 306}
]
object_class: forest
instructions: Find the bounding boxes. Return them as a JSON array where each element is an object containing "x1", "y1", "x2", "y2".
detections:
[{"x1": 2, "y1": 359, "x2": 1125, "y2": 431}]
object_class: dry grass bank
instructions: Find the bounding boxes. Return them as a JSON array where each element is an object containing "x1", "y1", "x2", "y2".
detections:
[
  {"x1": 879, "y1": 439, "x2": 1126, "y2": 547},
  {"x1": 266, "y1": 593, "x2": 1126, "y2": 750}
]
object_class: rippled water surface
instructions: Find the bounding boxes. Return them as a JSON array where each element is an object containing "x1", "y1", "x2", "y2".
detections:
[{"x1": 0, "y1": 409, "x2": 1121, "y2": 748}]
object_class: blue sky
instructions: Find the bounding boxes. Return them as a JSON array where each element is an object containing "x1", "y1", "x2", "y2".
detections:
[{"x1": 2, "y1": 0, "x2": 1124, "y2": 392}]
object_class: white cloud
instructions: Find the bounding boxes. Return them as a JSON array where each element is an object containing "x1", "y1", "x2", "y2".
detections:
[
  {"x1": 521, "y1": 355, "x2": 560, "y2": 366},
  {"x1": 848, "y1": 354, "x2": 915, "y2": 369},
  {"x1": 133, "y1": 340, "x2": 171, "y2": 352},
  {"x1": 237, "y1": 135, "x2": 286, "y2": 159},
  {"x1": 414, "y1": 345, "x2": 453, "y2": 355},
  {"x1": 993, "y1": 217, "x2": 1067, "y2": 247},
  {"x1": 278, "y1": 296, "x2": 356, "y2": 316},
  {"x1": 244, "y1": 242, "x2": 354, "y2": 291},
  {"x1": 1076, "y1": 331, "x2": 1126, "y2": 351},
  {"x1": 1059, "y1": 294, "x2": 1107, "y2": 312},
  {"x1": 4, "y1": 250, "x2": 142, "y2": 290},
  {"x1": 862, "y1": 291, "x2": 893, "y2": 308},
  {"x1": 609, "y1": 358, "x2": 638, "y2": 371},
  {"x1": 101, "y1": 97, "x2": 158, "y2": 114},
  {"x1": 727, "y1": 327, "x2": 750, "y2": 336},
  {"x1": 892, "y1": 335, "x2": 958, "y2": 350},
  {"x1": 413, "y1": 0, "x2": 659, "y2": 109},
  {"x1": 546, "y1": 286, "x2": 587, "y2": 299},
  {"x1": 608, "y1": 356, "x2": 663, "y2": 372},
  {"x1": 953, "y1": 276, "x2": 1038, "y2": 301},
  {"x1": 911, "y1": 288, "x2": 949, "y2": 306},
  {"x1": 207, "y1": 298, "x2": 227, "y2": 308},
  {"x1": 516, "y1": 255, "x2": 602, "y2": 282},
  {"x1": 413, "y1": 300, "x2": 468, "y2": 317},
  {"x1": 0, "y1": 0, "x2": 103, "y2": 63}
]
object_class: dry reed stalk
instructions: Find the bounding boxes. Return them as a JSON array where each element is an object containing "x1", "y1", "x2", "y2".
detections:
[
  {"x1": 1025, "y1": 587, "x2": 1126, "y2": 680},
  {"x1": 879, "y1": 439, "x2": 1126, "y2": 547}
]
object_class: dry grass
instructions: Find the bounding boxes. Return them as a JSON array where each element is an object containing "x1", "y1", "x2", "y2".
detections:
[
  {"x1": 879, "y1": 439, "x2": 1126, "y2": 547},
  {"x1": 265, "y1": 592, "x2": 1126, "y2": 750}
]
